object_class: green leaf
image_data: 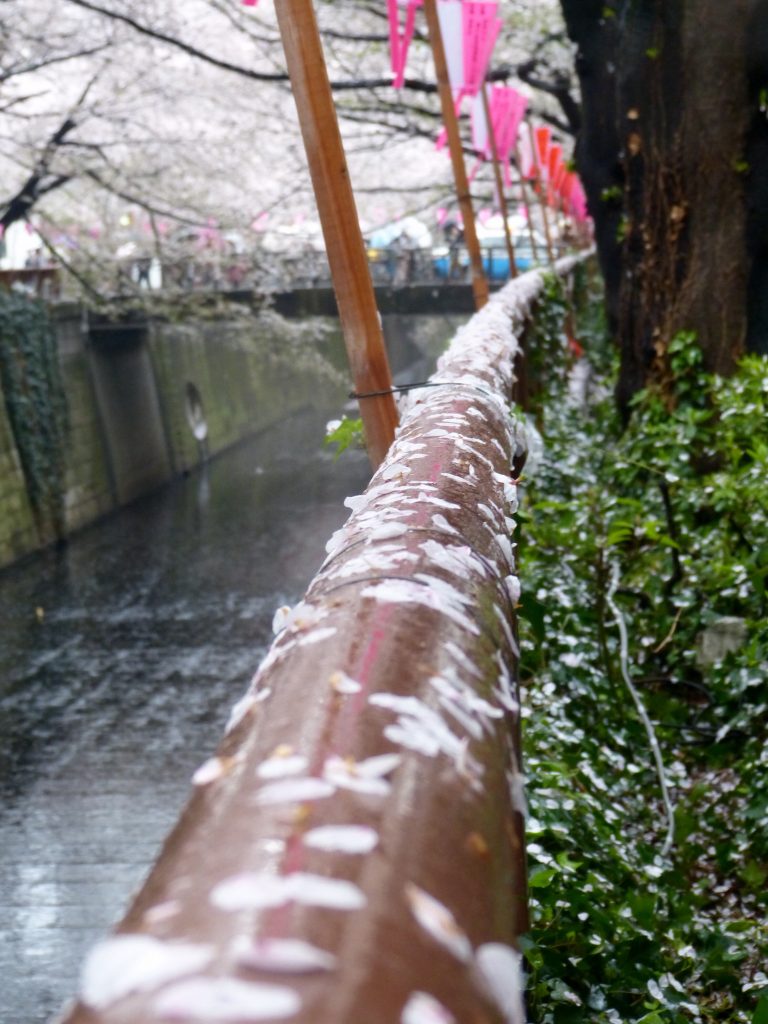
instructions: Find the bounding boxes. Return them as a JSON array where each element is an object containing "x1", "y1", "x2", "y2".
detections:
[
  {"x1": 555, "y1": 851, "x2": 582, "y2": 871},
  {"x1": 324, "y1": 415, "x2": 364, "y2": 458},
  {"x1": 518, "y1": 591, "x2": 547, "y2": 642},
  {"x1": 753, "y1": 994, "x2": 768, "y2": 1024},
  {"x1": 528, "y1": 866, "x2": 559, "y2": 888}
]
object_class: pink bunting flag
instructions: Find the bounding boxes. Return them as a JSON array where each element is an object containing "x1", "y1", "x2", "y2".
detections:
[
  {"x1": 547, "y1": 143, "x2": 563, "y2": 183},
  {"x1": 241, "y1": 0, "x2": 259, "y2": 6},
  {"x1": 470, "y1": 86, "x2": 528, "y2": 186},
  {"x1": 435, "y1": 0, "x2": 500, "y2": 149},
  {"x1": 461, "y1": 2, "x2": 501, "y2": 96},
  {"x1": 495, "y1": 89, "x2": 527, "y2": 187},
  {"x1": 388, "y1": 0, "x2": 423, "y2": 89},
  {"x1": 534, "y1": 125, "x2": 552, "y2": 181},
  {"x1": 560, "y1": 172, "x2": 577, "y2": 204},
  {"x1": 517, "y1": 124, "x2": 536, "y2": 180},
  {"x1": 553, "y1": 161, "x2": 568, "y2": 198},
  {"x1": 546, "y1": 142, "x2": 563, "y2": 204},
  {"x1": 570, "y1": 179, "x2": 589, "y2": 222}
]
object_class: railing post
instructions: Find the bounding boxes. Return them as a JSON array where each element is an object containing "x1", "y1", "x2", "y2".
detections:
[{"x1": 275, "y1": 0, "x2": 398, "y2": 469}]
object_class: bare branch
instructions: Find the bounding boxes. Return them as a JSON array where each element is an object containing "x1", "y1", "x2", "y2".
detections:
[
  {"x1": 64, "y1": 0, "x2": 289, "y2": 82},
  {"x1": 0, "y1": 44, "x2": 111, "y2": 83}
]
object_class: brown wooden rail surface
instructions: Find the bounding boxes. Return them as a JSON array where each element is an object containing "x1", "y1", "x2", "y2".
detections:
[{"x1": 59, "y1": 257, "x2": 584, "y2": 1024}]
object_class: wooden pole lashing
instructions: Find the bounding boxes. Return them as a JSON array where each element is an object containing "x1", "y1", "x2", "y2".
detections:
[
  {"x1": 423, "y1": 0, "x2": 489, "y2": 310},
  {"x1": 275, "y1": 0, "x2": 398, "y2": 470}
]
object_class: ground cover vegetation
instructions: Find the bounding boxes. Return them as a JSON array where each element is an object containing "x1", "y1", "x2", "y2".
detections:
[{"x1": 516, "y1": 275, "x2": 768, "y2": 1023}]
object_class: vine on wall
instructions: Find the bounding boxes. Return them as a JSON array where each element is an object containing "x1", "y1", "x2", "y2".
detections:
[{"x1": 0, "y1": 290, "x2": 69, "y2": 540}]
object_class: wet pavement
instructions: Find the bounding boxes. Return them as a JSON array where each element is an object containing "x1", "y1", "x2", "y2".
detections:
[{"x1": 0, "y1": 410, "x2": 371, "y2": 1022}]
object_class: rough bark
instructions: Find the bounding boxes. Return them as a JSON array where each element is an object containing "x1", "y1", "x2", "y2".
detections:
[
  {"x1": 745, "y1": 0, "x2": 768, "y2": 354},
  {"x1": 561, "y1": 0, "x2": 760, "y2": 412}
]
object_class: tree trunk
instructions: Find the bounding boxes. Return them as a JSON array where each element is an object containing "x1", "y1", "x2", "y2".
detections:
[{"x1": 561, "y1": 0, "x2": 760, "y2": 412}]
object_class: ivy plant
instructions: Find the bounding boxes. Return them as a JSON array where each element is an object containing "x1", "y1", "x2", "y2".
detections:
[
  {"x1": 0, "y1": 290, "x2": 69, "y2": 539},
  {"x1": 516, "y1": 289, "x2": 767, "y2": 1023}
]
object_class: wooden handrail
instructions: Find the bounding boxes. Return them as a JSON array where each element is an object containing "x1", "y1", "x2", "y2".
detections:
[{"x1": 60, "y1": 257, "x2": 588, "y2": 1024}]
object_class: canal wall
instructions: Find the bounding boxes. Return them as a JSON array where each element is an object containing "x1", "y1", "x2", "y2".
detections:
[
  {"x1": 0, "y1": 301, "x2": 461, "y2": 570},
  {"x1": 0, "y1": 306, "x2": 349, "y2": 569}
]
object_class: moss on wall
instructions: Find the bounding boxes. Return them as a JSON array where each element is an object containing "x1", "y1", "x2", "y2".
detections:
[
  {"x1": 0, "y1": 394, "x2": 38, "y2": 565},
  {"x1": 0, "y1": 292, "x2": 69, "y2": 544}
]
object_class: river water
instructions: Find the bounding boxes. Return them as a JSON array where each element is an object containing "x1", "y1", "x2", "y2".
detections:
[
  {"x1": 11, "y1": 335, "x2": 431, "y2": 1024},
  {"x1": 0, "y1": 411, "x2": 371, "y2": 1022}
]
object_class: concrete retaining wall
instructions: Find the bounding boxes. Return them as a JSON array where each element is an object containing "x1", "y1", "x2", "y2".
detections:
[
  {"x1": 0, "y1": 307, "x2": 349, "y2": 570},
  {"x1": 0, "y1": 303, "x2": 462, "y2": 571}
]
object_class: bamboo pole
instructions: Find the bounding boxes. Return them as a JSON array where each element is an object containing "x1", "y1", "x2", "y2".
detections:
[
  {"x1": 275, "y1": 0, "x2": 398, "y2": 469},
  {"x1": 527, "y1": 120, "x2": 555, "y2": 265},
  {"x1": 423, "y1": 0, "x2": 489, "y2": 310},
  {"x1": 481, "y1": 84, "x2": 518, "y2": 279}
]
